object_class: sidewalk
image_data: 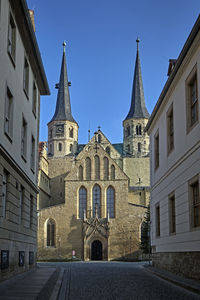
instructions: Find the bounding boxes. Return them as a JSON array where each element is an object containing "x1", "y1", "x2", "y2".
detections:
[
  {"x1": 0, "y1": 265, "x2": 62, "y2": 300},
  {"x1": 143, "y1": 264, "x2": 200, "y2": 296}
]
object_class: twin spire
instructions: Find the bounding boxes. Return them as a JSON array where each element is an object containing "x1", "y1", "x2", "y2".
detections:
[
  {"x1": 125, "y1": 39, "x2": 149, "y2": 120},
  {"x1": 50, "y1": 42, "x2": 77, "y2": 123},
  {"x1": 51, "y1": 39, "x2": 149, "y2": 125}
]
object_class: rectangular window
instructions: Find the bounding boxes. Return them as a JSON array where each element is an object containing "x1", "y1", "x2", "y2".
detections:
[
  {"x1": 31, "y1": 135, "x2": 35, "y2": 172},
  {"x1": 169, "y1": 193, "x2": 176, "y2": 234},
  {"x1": 19, "y1": 186, "x2": 24, "y2": 224},
  {"x1": 167, "y1": 105, "x2": 174, "y2": 154},
  {"x1": 1, "y1": 170, "x2": 8, "y2": 218},
  {"x1": 154, "y1": 132, "x2": 159, "y2": 170},
  {"x1": 32, "y1": 82, "x2": 37, "y2": 116},
  {"x1": 190, "y1": 179, "x2": 200, "y2": 228},
  {"x1": 21, "y1": 117, "x2": 27, "y2": 160},
  {"x1": 7, "y1": 12, "x2": 16, "y2": 63},
  {"x1": 30, "y1": 195, "x2": 34, "y2": 228},
  {"x1": 23, "y1": 57, "x2": 29, "y2": 97},
  {"x1": 4, "y1": 87, "x2": 13, "y2": 140},
  {"x1": 155, "y1": 205, "x2": 160, "y2": 237},
  {"x1": 186, "y1": 67, "x2": 198, "y2": 132}
]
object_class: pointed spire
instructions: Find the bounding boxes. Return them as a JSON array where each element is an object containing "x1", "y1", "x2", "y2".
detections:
[
  {"x1": 125, "y1": 39, "x2": 149, "y2": 120},
  {"x1": 50, "y1": 42, "x2": 77, "y2": 123}
]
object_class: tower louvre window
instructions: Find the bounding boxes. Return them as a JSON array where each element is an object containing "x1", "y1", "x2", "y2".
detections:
[
  {"x1": 58, "y1": 142, "x2": 62, "y2": 152},
  {"x1": 126, "y1": 126, "x2": 130, "y2": 137},
  {"x1": 69, "y1": 127, "x2": 73, "y2": 138},
  {"x1": 138, "y1": 143, "x2": 141, "y2": 153},
  {"x1": 136, "y1": 124, "x2": 142, "y2": 135}
]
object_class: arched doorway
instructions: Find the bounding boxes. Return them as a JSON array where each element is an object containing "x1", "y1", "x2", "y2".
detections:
[{"x1": 91, "y1": 240, "x2": 102, "y2": 260}]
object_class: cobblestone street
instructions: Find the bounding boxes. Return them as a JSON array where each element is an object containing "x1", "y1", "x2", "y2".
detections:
[{"x1": 55, "y1": 262, "x2": 200, "y2": 300}]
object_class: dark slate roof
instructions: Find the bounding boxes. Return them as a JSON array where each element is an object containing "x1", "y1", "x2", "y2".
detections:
[
  {"x1": 50, "y1": 44, "x2": 77, "y2": 123},
  {"x1": 112, "y1": 143, "x2": 123, "y2": 155},
  {"x1": 125, "y1": 40, "x2": 149, "y2": 120}
]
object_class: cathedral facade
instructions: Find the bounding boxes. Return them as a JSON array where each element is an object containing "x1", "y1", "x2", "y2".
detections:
[{"x1": 37, "y1": 41, "x2": 150, "y2": 261}]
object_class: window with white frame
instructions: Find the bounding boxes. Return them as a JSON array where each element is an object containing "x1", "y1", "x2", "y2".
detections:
[
  {"x1": 167, "y1": 104, "x2": 174, "y2": 154},
  {"x1": 155, "y1": 204, "x2": 160, "y2": 237},
  {"x1": 169, "y1": 192, "x2": 176, "y2": 234},
  {"x1": 7, "y1": 12, "x2": 16, "y2": 62},
  {"x1": 4, "y1": 87, "x2": 13, "y2": 140},
  {"x1": 189, "y1": 177, "x2": 200, "y2": 228},
  {"x1": 186, "y1": 66, "x2": 198, "y2": 132},
  {"x1": 21, "y1": 117, "x2": 27, "y2": 159},
  {"x1": 154, "y1": 131, "x2": 159, "y2": 170}
]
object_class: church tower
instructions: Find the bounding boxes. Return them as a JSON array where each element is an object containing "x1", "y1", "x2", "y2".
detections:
[
  {"x1": 48, "y1": 42, "x2": 78, "y2": 158},
  {"x1": 123, "y1": 39, "x2": 149, "y2": 157}
]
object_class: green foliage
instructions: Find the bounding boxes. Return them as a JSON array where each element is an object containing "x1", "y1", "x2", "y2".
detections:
[{"x1": 140, "y1": 204, "x2": 151, "y2": 254}]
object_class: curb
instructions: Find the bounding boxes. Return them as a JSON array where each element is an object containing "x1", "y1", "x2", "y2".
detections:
[
  {"x1": 50, "y1": 267, "x2": 65, "y2": 300},
  {"x1": 143, "y1": 265, "x2": 200, "y2": 296}
]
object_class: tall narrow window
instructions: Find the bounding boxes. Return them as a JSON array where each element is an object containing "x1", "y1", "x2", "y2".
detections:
[
  {"x1": 106, "y1": 146, "x2": 110, "y2": 155},
  {"x1": 169, "y1": 193, "x2": 176, "y2": 234},
  {"x1": 79, "y1": 165, "x2": 83, "y2": 180},
  {"x1": 58, "y1": 142, "x2": 62, "y2": 152},
  {"x1": 69, "y1": 127, "x2": 73, "y2": 138},
  {"x1": 19, "y1": 186, "x2": 24, "y2": 224},
  {"x1": 136, "y1": 125, "x2": 142, "y2": 135},
  {"x1": 4, "y1": 87, "x2": 13, "y2": 139},
  {"x1": 98, "y1": 134, "x2": 101, "y2": 143},
  {"x1": 127, "y1": 144, "x2": 130, "y2": 154},
  {"x1": 86, "y1": 157, "x2": 91, "y2": 180},
  {"x1": 79, "y1": 187, "x2": 87, "y2": 219},
  {"x1": 138, "y1": 143, "x2": 141, "y2": 153},
  {"x1": 107, "y1": 186, "x2": 115, "y2": 218},
  {"x1": 156, "y1": 205, "x2": 160, "y2": 237},
  {"x1": 154, "y1": 132, "x2": 159, "y2": 170},
  {"x1": 32, "y1": 82, "x2": 37, "y2": 116},
  {"x1": 190, "y1": 179, "x2": 200, "y2": 228},
  {"x1": 31, "y1": 135, "x2": 35, "y2": 171},
  {"x1": 47, "y1": 219, "x2": 55, "y2": 247},
  {"x1": 104, "y1": 157, "x2": 109, "y2": 180},
  {"x1": 95, "y1": 155, "x2": 100, "y2": 180},
  {"x1": 126, "y1": 126, "x2": 130, "y2": 137},
  {"x1": 111, "y1": 165, "x2": 115, "y2": 180},
  {"x1": 70, "y1": 144, "x2": 73, "y2": 152},
  {"x1": 167, "y1": 105, "x2": 174, "y2": 153},
  {"x1": 30, "y1": 195, "x2": 34, "y2": 228},
  {"x1": 23, "y1": 57, "x2": 29, "y2": 96},
  {"x1": 1, "y1": 171, "x2": 8, "y2": 218},
  {"x1": 21, "y1": 117, "x2": 27, "y2": 159},
  {"x1": 7, "y1": 13, "x2": 16, "y2": 62},
  {"x1": 93, "y1": 185, "x2": 101, "y2": 218},
  {"x1": 186, "y1": 68, "x2": 198, "y2": 131},
  {"x1": 49, "y1": 143, "x2": 53, "y2": 155}
]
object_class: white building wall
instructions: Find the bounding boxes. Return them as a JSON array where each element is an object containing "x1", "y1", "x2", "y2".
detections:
[{"x1": 150, "y1": 30, "x2": 200, "y2": 253}]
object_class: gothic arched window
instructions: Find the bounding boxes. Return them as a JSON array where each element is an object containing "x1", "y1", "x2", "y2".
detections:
[
  {"x1": 98, "y1": 134, "x2": 101, "y2": 143},
  {"x1": 111, "y1": 165, "x2": 115, "y2": 180},
  {"x1": 93, "y1": 184, "x2": 101, "y2": 218},
  {"x1": 107, "y1": 186, "x2": 115, "y2": 218},
  {"x1": 138, "y1": 143, "x2": 141, "y2": 153},
  {"x1": 58, "y1": 142, "x2": 62, "y2": 151},
  {"x1": 47, "y1": 219, "x2": 55, "y2": 247},
  {"x1": 79, "y1": 165, "x2": 83, "y2": 180},
  {"x1": 95, "y1": 155, "x2": 100, "y2": 180},
  {"x1": 106, "y1": 146, "x2": 110, "y2": 155},
  {"x1": 79, "y1": 187, "x2": 87, "y2": 219},
  {"x1": 69, "y1": 127, "x2": 73, "y2": 138},
  {"x1": 104, "y1": 157, "x2": 109, "y2": 180},
  {"x1": 86, "y1": 157, "x2": 91, "y2": 180}
]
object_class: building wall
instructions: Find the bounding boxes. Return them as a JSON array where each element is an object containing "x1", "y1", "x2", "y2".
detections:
[
  {"x1": 0, "y1": 0, "x2": 49, "y2": 280},
  {"x1": 123, "y1": 157, "x2": 150, "y2": 187},
  {"x1": 148, "y1": 19, "x2": 200, "y2": 280}
]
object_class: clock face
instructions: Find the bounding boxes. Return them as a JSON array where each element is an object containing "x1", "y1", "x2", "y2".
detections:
[{"x1": 56, "y1": 124, "x2": 64, "y2": 135}]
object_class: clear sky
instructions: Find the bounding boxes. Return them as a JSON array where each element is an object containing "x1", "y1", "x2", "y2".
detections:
[{"x1": 27, "y1": 0, "x2": 200, "y2": 144}]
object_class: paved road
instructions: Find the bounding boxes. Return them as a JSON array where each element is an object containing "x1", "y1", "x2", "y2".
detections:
[{"x1": 40, "y1": 262, "x2": 200, "y2": 300}]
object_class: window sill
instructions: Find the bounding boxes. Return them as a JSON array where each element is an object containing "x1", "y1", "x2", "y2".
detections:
[
  {"x1": 23, "y1": 89, "x2": 29, "y2": 100},
  {"x1": 21, "y1": 154, "x2": 27, "y2": 163},
  {"x1": 4, "y1": 131, "x2": 13, "y2": 143},
  {"x1": 7, "y1": 51, "x2": 16, "y2": 68}
]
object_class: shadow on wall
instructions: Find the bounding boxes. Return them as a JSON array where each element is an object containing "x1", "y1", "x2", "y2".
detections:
[{"x1": 66, "y1": 214, "x2": 83, "y2": 260}]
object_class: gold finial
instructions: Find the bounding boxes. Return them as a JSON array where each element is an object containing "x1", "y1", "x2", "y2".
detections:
[{"x1": 63, "y1": 41, "x2": 66, "y2": 53}]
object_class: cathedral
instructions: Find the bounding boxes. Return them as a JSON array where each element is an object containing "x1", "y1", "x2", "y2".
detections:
[{"x1": 37, "y1": 40, "x2": 150, "y2": 261}]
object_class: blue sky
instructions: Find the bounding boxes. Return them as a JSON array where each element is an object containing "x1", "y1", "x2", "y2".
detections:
[{"x1": 27, "y1": 0, "x2": 200, "y2": 144}]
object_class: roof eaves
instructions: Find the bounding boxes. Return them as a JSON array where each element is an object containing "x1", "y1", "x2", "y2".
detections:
[{"x1": 145, "y1": 14, "x2": 200, "y2": 133}]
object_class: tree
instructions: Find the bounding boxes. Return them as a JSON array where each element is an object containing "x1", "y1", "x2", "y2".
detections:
[{"x1": 140, "y1": 204, "x2": 151, "y2": 254}]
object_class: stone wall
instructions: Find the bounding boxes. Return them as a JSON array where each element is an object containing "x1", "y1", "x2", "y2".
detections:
[{"x1": 152, "y1": 252, "x2": 200, "y2": 281}]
